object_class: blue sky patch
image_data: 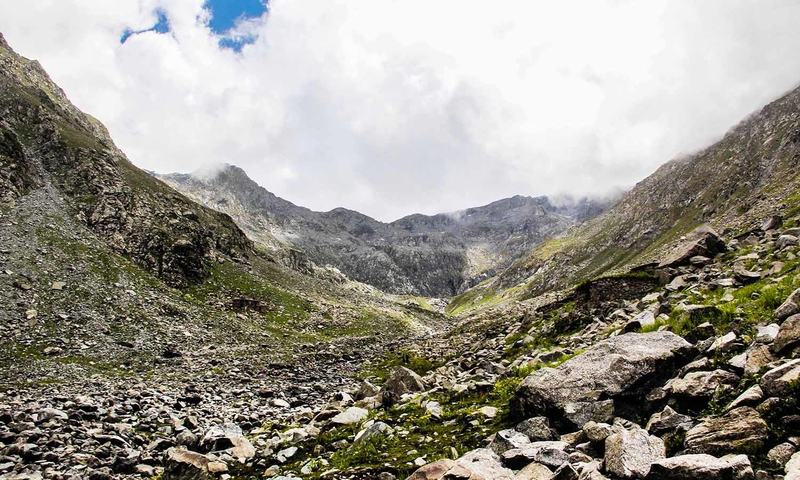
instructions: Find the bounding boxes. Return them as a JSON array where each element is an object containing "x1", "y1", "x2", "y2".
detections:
[
  {"x1": 204, "y1": 0, "x2": 268, "y2": 51},
  {"x1": 120, "y1": 9, "x2": 170, "y2": 44}
]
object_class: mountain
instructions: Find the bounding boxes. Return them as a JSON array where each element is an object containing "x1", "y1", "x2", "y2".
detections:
[
  {"x1": 159, "y1": 165, "x2": 610, "y2": 296},
  {"x1": 448, "y1": 81, "x2": 800, "y2": 312},
  {"x1": 5, "y1": 30, "x2": 800, "y2": 480},
  {"x1": 0, "y1": 33, "x2": 252, "y2": 288}
]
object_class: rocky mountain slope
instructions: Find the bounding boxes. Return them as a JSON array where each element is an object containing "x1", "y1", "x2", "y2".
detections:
[
  {"x1": 0, "y1": 31, "x2": 445, "y2": 480},
  {"x1": 3, "y1": 29, "x2": 800, "y2": 480},
  {"x1": 446, "y1": 81, "x2": 800, "y2": 314},
  {"x1": 158, "y1": 165, "x2": 607, "y2": 297}
]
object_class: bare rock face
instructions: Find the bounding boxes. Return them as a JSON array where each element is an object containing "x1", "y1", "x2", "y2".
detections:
[
  {"x1": 603, "y1": 424, "x2": 665, "y2": 479},
  {"x1": 684, "y1": 407, "x2": 768, "y2": 456},
  {"x1": 512, "y1": 332, "x2": 695, "y2": 429},
  {"x1": 645, "y1": 454, "x2": 754, "y2": 480}
]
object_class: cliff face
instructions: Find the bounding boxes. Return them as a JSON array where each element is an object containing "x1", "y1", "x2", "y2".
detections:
[
  {"x1": 0, "y1": 33, "x2": 251, "y2": 287},
  {"x1": 160, "y1": 166, "x2": 608, "y2": 296}
]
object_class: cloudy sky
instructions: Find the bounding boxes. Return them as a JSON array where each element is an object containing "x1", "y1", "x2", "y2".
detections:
[{"x1": 2, "y1": 1, "x2": 800, "y2": 221}]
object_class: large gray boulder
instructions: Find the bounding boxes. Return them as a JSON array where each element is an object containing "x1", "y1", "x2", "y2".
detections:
[
  {"x1": 684, "y1": 407, "x2": 768, "y2": 455},
  {"x1": 384, "y1": 366, "x2": 427, "y2": 398},
  {"x1": 512, "y1": 332, "x2": 695, "y2": 429},
  {"x1": 658, "y1": 226, "x2": 726, "y2": 268},
  {"x1": 604, "y1": 424, "x2": 665, "y2": 479},
  {"x1": 645, "y1": 454, "x2": 754, "y2": 480}
]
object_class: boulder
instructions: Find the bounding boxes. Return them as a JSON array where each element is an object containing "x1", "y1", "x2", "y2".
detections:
[
  {"x1": 604, "y1": 424, "x2": 665, "y2": 478},
  {"x1": 164, "y1": 448, "x2": 217, "y2": 480},
  {"x1": 512, "y1": 332, "x2": 695, "y2": 429},
  {"x1": 515, "y1": 417, "x2": 558, "y2": 442},
  {"x1": 490, "y1": 429, "x2": 531, "y2": 456},
  {"x1": 331, "y1": 406, "x2": 369, "y2": 426},
  {"x1": 786, "y1": 451, "x2": 800, "y2": 480},
  {"x1": 406, "y1": 449, "x2": 515, "y2": 480},
  {"x1": 684, "y1": 407, "x2": 768, "y2": 455},
  {"x1": 500, "y1": 441, "x2": 570, "y2": 469},
  {"x1": 667, "y1": 369, "x2": 738, "y2": 401},
  {"x1": 515, "y1": 462, "x2": 553, "y2": 480},
  {"x1": 199, "y1": 424, "x2": 254, "y2": 461},
  {"x1": 644, "y1": 453, "x2": 754, "y2": 480},
  {"x1": 645, "y1": 406, "x2": 693, "y2": 435},
  {"x1": 406, "y1": 459, "x2": 455, "y2": 480},
  {"x1": 455, "y1": 448, "x2": 515, "y2": 480},
  {"x1": 774, "y1": 314, "x2": 800, "y2": 354},
  {"x1": 759, "y1": 359, "x2": 800, "y2": 397},
  {"x1": 776, "y1": 288, "x2": 800, "y2": 321},
  {"x1": 658, "y1": 227, "x2": 727, "y2": 268},
  {"x1": 384, "y1": 366, "x2": 426, "y2": 397}
]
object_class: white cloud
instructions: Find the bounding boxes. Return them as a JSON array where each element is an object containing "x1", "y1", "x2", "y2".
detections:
[{"x1": 2, "y1": 0, "x2": 800, "y2": 221}]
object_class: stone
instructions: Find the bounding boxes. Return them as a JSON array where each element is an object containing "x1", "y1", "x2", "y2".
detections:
[
  {"x1": 668, "y1": 369, "x2": 738, "y2": 400},
  {"x1": 707, "y1": 332, "x2": 738, "y2": 354},
  {"x1": 786, "y1": 451, "x2": 800, "y2": 480},
  {"x1": 658, "y1": 226, "x2": 727, "y2": 268},
  {"x1": 454, "y1": 448, "x2": 515, "y2": 480},
  {"x1": 199, "y1": 424, "x2": 255, "y2": 461},
  {"x1": 776, "y1": 288, "x2": 800, "y2": 321},
  {"x1": 516, "y1": 417, "x2": 557, "y2": 442},
  {"x1": 760, "y1": 359, "x2": 800, "y2": 397},
  {"x1": 767, "y1": 443, "x2": 797, "y2": 467},
  {"x1": 475, "y1": 406, "x2": 498, "y2": 419},
  {"x1": 500, "y1": 441, "x2": 570, "y2": 470},
  {"x1": 331, "y1": 406, "x2": 368, "y2": 426},
  {"x1": 490, "y1": 429, "x2": 531, "y2": 456},
  {"x1": 645, "y1": 406, "x2": 693, "y2": 435},
  {"x1": 512, "y1": 332, "x2": 695, "y2": 429},
  {"x1": 164, "y1": 448, "x2": 213, "y2": 480},
  {"x1": 624, "y1": 311, "x2": 656, "y2": 332},
  {"x1": 777, "y1": 234, "x2": 799, "y2": 249},
  {"x1": 384, "y1": 366, "x2": 426, "y2": 397},
  {"x1": 583, "y1": 421, "x2": 613, "y2": 443},
  {"x1": 551, "y1": 463, "x2": 579, "y2": 480},
  {"x1": 743, "y1": 344, "x2": 775, "y2": 375},
  {"x1": 726, "y1": 385, "x2": 764, "y2": 411},
  {"x1": 406, "y1": 459, "x2": 455, "y2": 480},
  {"x1": 684, "y1": 407, "x2": 768, "y2": 455},
  {"x1": 514, "y1": 462, "x2": 553, "y2": 480},
  {"x1": 354, "y1": 421, "x2": 394, "y2": 444},
  {"x1": 604, "y1": 424, "x2": 665, "y2": 478},
  {"x1": 644, "y1": 453, "x2": 754, "y2": 480},
  {"x1": 755, "y1": 324, "x2": 780, "y2": 343},
  {"x1": 762, "y1": 215, "x2": 783, "y2": 231},
  {"x1": 774, "y1": 314, "x2": 800, "y2": 353}
]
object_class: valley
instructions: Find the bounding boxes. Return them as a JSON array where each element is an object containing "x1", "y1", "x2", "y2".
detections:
[{"x1": 1, "y1": 29, "x2": 800, "y2": 480}]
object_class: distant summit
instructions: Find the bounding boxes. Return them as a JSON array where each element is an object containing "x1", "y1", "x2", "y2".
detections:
[{"x1": 159, "y1": 165, "x2": 611, "y2": 296}]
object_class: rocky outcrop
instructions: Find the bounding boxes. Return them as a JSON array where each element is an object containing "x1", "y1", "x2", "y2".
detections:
[{"x1": 512, "y1": 332, "x2": 695, "y2": 429}]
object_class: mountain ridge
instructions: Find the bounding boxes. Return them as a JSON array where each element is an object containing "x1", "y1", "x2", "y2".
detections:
[{"x1": 158, "y1": 164, "x2": 612, "y2": 296}]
